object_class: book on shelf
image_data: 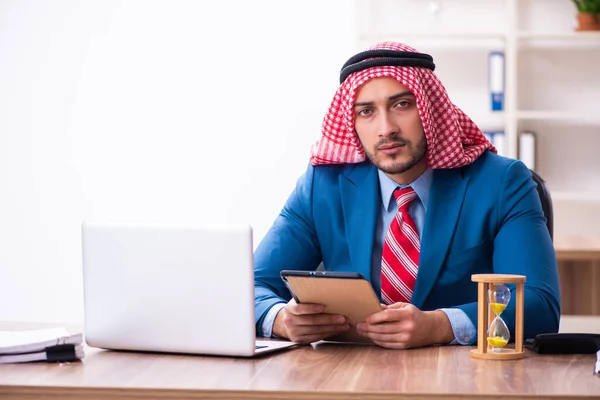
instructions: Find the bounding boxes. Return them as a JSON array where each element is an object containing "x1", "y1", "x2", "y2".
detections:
[
  {"x1": 488, "y1": 51, "x2": 504, "y2": 112},
  {"x1": 483, "y1": 130, "x2": 505, "y2": 157},
  {"x1": 0, "y1": 327, "x2": 84, "y2": 364},
  {"x1": 518, "y1": 131, "x2": 537, "y2": 171}
]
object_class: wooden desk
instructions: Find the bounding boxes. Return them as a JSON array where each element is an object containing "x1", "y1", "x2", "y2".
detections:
[
  {"x1": 1, "y1": 321, "x2": 599, "y2": 400},
  {"x1": 554, "y1": 236, "x2": 600, "y2": 262},
  {"x1": 554, "y1": 236, "x2": 600, "y2": 316},
  {"x1": 560, "y1": 315, "x2": 600, "y2": 334}
]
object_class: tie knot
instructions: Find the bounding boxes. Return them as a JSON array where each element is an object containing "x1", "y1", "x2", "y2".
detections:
[{"x1": 393, "y1": 187, "x2": 417, "y2": 212}]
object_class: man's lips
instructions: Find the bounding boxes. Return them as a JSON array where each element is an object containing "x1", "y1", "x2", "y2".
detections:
[{"x1": 378, "y1": 143, "x2": 405, "y2": 151}]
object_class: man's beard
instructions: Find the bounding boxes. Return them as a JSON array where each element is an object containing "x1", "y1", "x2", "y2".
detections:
[{"x1": 363, "y1": 136, "x2": 428, "y2": 175}]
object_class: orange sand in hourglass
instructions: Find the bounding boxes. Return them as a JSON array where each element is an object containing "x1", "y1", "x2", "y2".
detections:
[
  {"x1": 487, "y1": 303, "x2": 508, "y2": 348},
  {"x1": 487, "y1": 285, "x2": 510, "y2": 351}
]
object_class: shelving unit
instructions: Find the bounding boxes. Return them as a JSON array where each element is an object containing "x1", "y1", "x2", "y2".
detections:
[
  {"x1": 355, "y1": 0, "x2": 600, "y2": 315},
  {"x1": 355, "y1": 0, "x2": 600, "y2": 236}
]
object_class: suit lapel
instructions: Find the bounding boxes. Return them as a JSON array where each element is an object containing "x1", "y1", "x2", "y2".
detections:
[
  {"x1": 411, "y1": 168, "x2": 469, "y2": 308},
  {"x1": 339, "y1": 163, "x2": 379, "y2": 282}
]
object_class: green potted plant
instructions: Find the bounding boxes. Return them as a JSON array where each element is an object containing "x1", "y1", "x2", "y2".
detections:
[{"x1": 572, "y1": 0, "x2": 600, "y2": 31}]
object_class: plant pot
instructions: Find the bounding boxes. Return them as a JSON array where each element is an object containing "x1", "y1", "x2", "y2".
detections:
[{"x1": 576, "y1": 12, "x2": 600, "y2": 31}]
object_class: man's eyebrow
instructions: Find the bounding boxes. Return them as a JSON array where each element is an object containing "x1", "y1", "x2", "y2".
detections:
[
  {"x1": 388, "y1": 91, "x2": 415, "y2": 101},
  {"x1": 354, "y1": 91, "x2": 415, "y2": 107}
]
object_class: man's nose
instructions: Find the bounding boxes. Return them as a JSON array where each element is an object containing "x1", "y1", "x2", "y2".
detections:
[{"x1": 377, "y1": 111, "x2": 398, "y2": 137}]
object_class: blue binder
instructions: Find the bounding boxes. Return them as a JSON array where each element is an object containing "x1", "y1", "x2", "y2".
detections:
[
  {"x1": 483, "y1": 130, "x2": 505, "y2": 156},
  {"x1": 489, "y1": 51, "x2": 505, "y2": 112}
]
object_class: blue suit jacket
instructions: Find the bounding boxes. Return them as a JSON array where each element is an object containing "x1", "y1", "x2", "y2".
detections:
[{"x1": 254, "y1": 151, "x2": 561, "y2": 340}]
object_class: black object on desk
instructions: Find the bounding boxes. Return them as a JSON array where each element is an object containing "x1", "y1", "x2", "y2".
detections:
[{"x1": 525, "y1": 333, "x2": 600, "y2": 354}]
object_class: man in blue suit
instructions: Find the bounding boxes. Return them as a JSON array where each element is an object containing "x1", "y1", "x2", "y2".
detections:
[{"x1": 254, "y1": 42, "x2": 560, "y2": 349}]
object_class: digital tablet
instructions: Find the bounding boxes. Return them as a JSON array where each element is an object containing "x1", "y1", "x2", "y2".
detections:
[{"x1": 280, "y1": 270, "x2": 384, "y2": 344}]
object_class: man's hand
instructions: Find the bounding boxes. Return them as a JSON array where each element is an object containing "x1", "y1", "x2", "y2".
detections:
[
  {"x1": 356, "y1": 302, "x2": 454, "y2": 349},
  {"x1": 272, "y1": 299, "x2": 350, "y2": 344}
]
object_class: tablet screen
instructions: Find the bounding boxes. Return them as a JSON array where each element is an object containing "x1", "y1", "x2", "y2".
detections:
[{"x1": 280, "y1": 270, "x2": 383, "y2": 344}]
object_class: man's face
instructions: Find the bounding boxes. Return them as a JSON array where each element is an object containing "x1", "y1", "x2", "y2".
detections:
[{"x1": 354, "y1": 77, "x2": 428, "y2": 184}]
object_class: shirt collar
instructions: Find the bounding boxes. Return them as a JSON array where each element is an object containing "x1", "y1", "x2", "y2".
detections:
[{"x1": 378, "y1": 168, "x2": 432, "y2": 212}]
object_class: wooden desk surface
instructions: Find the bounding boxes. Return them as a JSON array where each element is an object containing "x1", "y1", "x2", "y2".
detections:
[
  {"x1": 554, "y1": 236, "x2": 600, "y2": 261},
  {"x1": 1, "y1": 321, "x2": 599, "y2": 400}
]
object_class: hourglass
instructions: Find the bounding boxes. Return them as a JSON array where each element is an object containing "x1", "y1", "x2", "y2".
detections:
[
  {"x1": 487, "y1": 284, "x2": 510, "y2": 351},
  {"x1": 470, "y1": 274, "x2": 526, "y2": 360}
]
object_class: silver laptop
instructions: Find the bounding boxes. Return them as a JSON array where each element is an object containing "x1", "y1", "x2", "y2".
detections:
[{"x1": 81, "y1": 222, "x2": 296, "y2": 357}]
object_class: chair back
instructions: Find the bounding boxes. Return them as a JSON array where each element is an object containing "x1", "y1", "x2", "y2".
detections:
[{"x1": 530, "y1": 169, "x2": 553, "y2": 240}]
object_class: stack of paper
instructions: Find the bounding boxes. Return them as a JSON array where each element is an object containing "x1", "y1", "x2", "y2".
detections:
[{"x1": 0, "y1": 327, "x2": 84, "y2": 364}]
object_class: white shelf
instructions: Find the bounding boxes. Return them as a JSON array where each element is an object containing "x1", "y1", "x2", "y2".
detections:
[
  {"x1": 516, "y1": 111, "x2": 599, "y2": 123},
  {"x1": 357, "y1": 33, "x2": 505, "y2": 48},
  {"x1": 359, "y1": 32, "x2": 505, "y2": 40},
  {"x1": 517, "y1": 31, "x2": 600, "y2": 42},
  {"x1": 551, "y1": 191, "x2": 600, "y2": 203}
]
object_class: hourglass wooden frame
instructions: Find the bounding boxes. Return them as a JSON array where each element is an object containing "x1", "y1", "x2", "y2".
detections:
[{"x1": 470, "y1": 274, "x2": 526, "y2": 360}]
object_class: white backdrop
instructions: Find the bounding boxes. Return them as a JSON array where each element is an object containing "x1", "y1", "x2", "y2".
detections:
[
  {"x1": 5, "y1": 0, "x2": 589, "y2": 324},
  {"x1": 0, "y1": 0, "x2": 356, "y2": 323}
]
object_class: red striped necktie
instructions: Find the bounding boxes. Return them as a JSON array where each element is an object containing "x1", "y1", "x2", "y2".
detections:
[{"x1": 381, "y1": 187, "x2": 420, "y2": 305}]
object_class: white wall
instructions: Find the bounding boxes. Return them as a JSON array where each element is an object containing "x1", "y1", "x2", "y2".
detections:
[
  {"x1": 3, "y1": 0, "x2": 597, "y2": 324},
  {"x1": 0, "y1": 0, "x2": 357, "y2": 323}
]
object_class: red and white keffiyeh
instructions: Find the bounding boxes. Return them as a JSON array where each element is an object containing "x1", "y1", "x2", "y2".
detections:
[{"x1": 310, "y1": 42, "x2": 495, "y2": 168}]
